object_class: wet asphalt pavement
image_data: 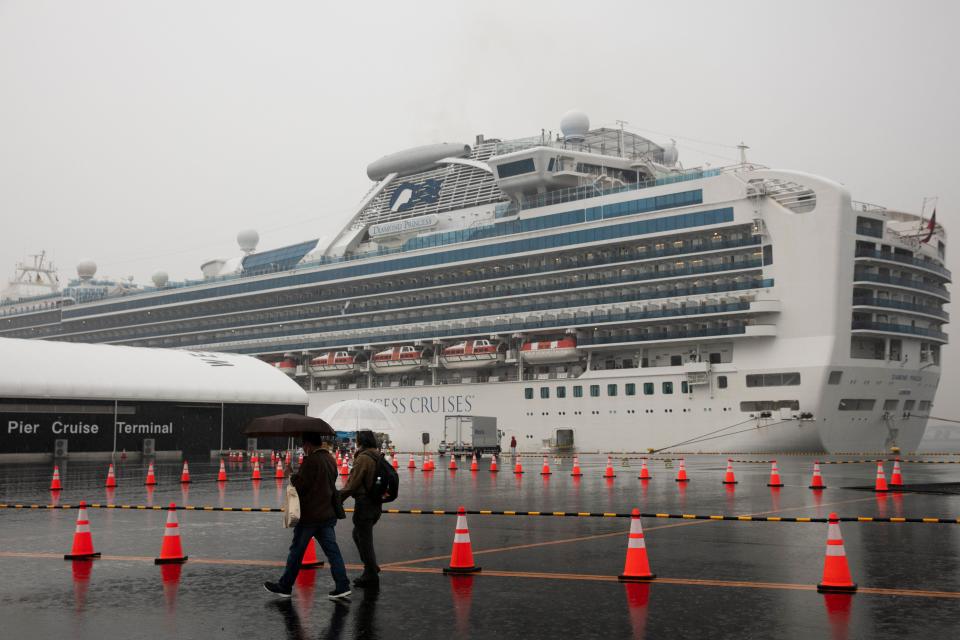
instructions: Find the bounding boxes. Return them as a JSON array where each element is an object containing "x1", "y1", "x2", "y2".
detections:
[{"x1": 1, "y1": 454, "x2": 959, "y2": 639}]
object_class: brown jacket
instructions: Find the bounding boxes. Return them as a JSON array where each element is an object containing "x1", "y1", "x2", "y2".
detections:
[
  {"x1": 340, "y1": 449, "x2": 380, "y2": 501},
  {"x1": 290, "y1": 448, "x2": 338, "y2": 524}
]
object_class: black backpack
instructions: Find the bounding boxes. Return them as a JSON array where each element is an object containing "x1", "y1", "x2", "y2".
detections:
[{"x1": 365, "y1": 451, "x2": 399, "y2": 504}]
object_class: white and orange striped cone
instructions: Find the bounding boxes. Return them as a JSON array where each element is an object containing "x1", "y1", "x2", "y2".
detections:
[
  {"x1": 105, "y1": 463, "x2": 117, "y2": 488},
  {"x1": 603, "y1": 456, "x2": 616, "y2": 478},
  {"x1": 722, "y1": 459, "x2": 737, "y2": 484},
  {"x1": 816, "y1": 512, "x2": 857, "y2": 593},
  {"x1": 300, "y1": 538, "x2": 324, "y2": 569},
  {"x1": 217, "y1": 459, "x2": 228, "y2": 482},
  {"x1": 470, "y1": 454, "x2": 479, "y2": 472},
  {"x1": 448, "y1": 456, "x2": 459, "y2": 471},
  {"x1": 638, "y1": 458, "x2": 651, "y2": 480},
  {"x1": 392, "y1": 454, "x2": 400, "y2": 470},
  {"x1": 179, "y1": 461, "x2": 191, "y2": 484},
  {"x1": 50, "y1": 465, "x2": 63, "y2": 491},
  {"x1": 339, "y1": 458, "x2": 350, "y2": 476},
  {"x1": 767, "y1": 461, "x2": 784, "y2": 487},
  {"x1": 809, "y1": 461, "x2": 827, "y2": 489},
  {"x1": 298, "y1": 451, "x2": 304, "y2": 466},
  {"x1": 890, "y1": 459, "x2": 904, "y2": 487},
  {"x1": 154, "y1": 503, "x2": 188, "y2": 564},
  {"x1": 422, "y1": 455, "x2": 432, "y2": 472},
  {"x1": 513, "y1": 459, "x2": 524, "y2": 474},
  {"x1": 571, "y1": 456, "x2": 583, "y2": 477},
  {"x1": 408, "y1": 455, "x2": 417, "y2": 470},
  {"x1": 251, "y1": 460, "x2": 262, "y2": 480},
  {"x1": 540, "y1": 456, "x2": 552, "y2": 475},
  {"x1": 275, "y1": 460, "x2": 285, "y2": 480},
  {"x1": 618, "y1": 508, "x2": 655, "y2": 581},
  {"x1": 675, "y1": 458, "x2": 690, "y2": 482},
  {"x1": 64, "y1": 501, "x2": 101, "y2": 560},
  {"x1": 873, "y1": 461, "x2": 889, "y2": 492},
  {"x1": 284, "y1": 451, "x2": 292, "y2": 467},
  {"x1": 145, "y1": 462, "x2": 158, "y2": 486},
  {"x1": 443, "y1": 506, "x2": 481, "y2": 574},
  {"x1": 489, "y1": 455, "x2": 499, "y2": 472}
]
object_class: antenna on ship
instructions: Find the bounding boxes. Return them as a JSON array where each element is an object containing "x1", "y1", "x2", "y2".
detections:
[
  {"x1": 737, "y1": 142, "x2": 750, "y2": 166},
  {"x1": 615, "y1": 119, "x2": 628, "y2": 157}
]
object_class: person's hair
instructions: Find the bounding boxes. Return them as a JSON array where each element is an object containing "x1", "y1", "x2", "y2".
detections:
[
  {"x1": 302, "y1": 431, "x2": 326, "y2": 446},
  {"x1": 356, "y1": 430, "x2": 379, "y2": 449}
]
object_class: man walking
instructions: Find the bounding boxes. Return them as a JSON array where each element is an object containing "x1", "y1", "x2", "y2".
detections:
[
  {"x1": 264, "y1": 431, "x2": 351, "y2": 600},
  {"x1": 340, "y1": 430, "x2": 383, "y2": 589}
]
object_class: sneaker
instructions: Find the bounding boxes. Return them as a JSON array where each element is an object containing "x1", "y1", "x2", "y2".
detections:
[
  {"x1": 328, "y1": 587, "x2": 352, "y2": 600},
  {"x1": 263, "y1": 581, "x2": 292, "y2": 598}
]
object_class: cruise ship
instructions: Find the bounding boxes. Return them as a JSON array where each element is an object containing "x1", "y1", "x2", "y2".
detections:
[{"x1": 0, "y1": 112, "x2": 948, "y2": 453}]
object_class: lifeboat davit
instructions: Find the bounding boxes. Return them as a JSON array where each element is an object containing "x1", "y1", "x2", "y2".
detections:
[
  {"x1": 308, "y1": 351, "x2": 358, "y2": 378},
  {"x1": 274, "y1": 359, "x2": 298, "y2": 376},
  {"x1": 371, "y1": 345, "x2": 428, "y2": 374},
  {"x1": 440, "y1": 339, "x2": 504, "y2": 370},
  {"x1": 520, "y1": 337, "x2": 582, "y2": 364}
]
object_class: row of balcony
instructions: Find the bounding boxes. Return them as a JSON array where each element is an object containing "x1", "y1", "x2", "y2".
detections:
[
  {"x1": 851, "y1": 320, "x2": 948, "y2": 342},
  {"x1": 854, "y1": 249, "x2": 951, "y2": 279},
  {"x1": 851, "y1": 296, "x2": 948, "y2": 320}
]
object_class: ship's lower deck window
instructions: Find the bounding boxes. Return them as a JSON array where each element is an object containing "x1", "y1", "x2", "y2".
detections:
[
  {"x1": 607, "y1": 384, "x2": 617, "y2": 397},
  {"x1": 573, "y1": 385, "x2": 583, "y2": 398},
  {"x1": 643, "y1": 383, "x2": 654, "y2": 395},
  {"x1": 746, "y1": 372, "x2": 801, "y2": 387},
  {"x1": 540, "y1": 387, "x2": 550, "y2": 399},
  {"x1": 883, "y1": 399, "x2": 899, "y2": 411},
  {"x1": 740, "y1": 400, "x2": 800, "y2": 412},
  {"x1": 838, "y1": 399, "x2": 876, "y2": 411},
  {"x1": 625, "y1": 383, "x2": 636, "y2": 396},
  {"x1": 828, "y1": 371, "x2": 843, "y2": 385},
  {"x1": 717, "y1": 376, "x2": 728, "y2": 389},
  {"x1": 662, "y1": 381, "x2": 674, "y2": 394},
  {"x1": 590, "y1": 385, "x2": 600, "y2": 397},
  {"x1": 903, "y1": 400, "x2": 916, "y2": 412},
  {"x1": 524, "y1": 388, "x2": 533, "y2": 400},
  {"x1": 918, "y1": 400, "x2": 932, "y2": 412},
  {"x1": 556, "y1": 386, "x2": 566, "y2": 399}
]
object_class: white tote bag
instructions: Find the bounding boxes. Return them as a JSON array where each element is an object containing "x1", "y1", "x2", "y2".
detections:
[{"x1": 282, "y1": 483, "x2": 300, "y2": 528}]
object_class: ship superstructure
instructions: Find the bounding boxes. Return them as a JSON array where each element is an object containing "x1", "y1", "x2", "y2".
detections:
[{"x1": 0, "y1": 112, "x2": 948, "y2": 453}]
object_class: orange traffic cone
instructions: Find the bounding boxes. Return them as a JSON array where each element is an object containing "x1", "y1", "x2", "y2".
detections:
[
  {"x1": 422, "y1": 455, "x2": 431, "y2": 472},
  {"x1": 443, "y1": 506, "x2": 481, "y2": 574},
  {"x1": 540, "y1": 456, "x2": 552, "y2": 475},
  {"x1": 408, "y1": 455, "x2": 417, "y2": 469},
  {"x1": 50, "y1": 465, "x2": 63, "y2": 491},
  {"x1": 217, "y1": 459, "x2": 228, "y2": 482},
  {"x1": 154, "y1": 503, "x2": 188, "y2": 564},
  {"x1": 392, "y1": 454, "x2": 400, "y2": 470},
  {"x1": 64, "y1": 501, "x2": 101, "y2": 560},
  {"x1": 275, "y1": 461, "x2": 285, "y2": 479},
  {"x1": 618, "y1": 508, "x2": 655, "y2": 581},
  {"x1": 767, "y1": 461, "x2": 784, "y2": 487},
  {"x1": 873, "y1": 461, "x2": 888, "y2": 492},
  {"x1": 890, "y1": 459, "x2": 904, "y2": 487},
  {"x1": 816, "y1": 512, "x2": 857, "y2": 593},
  {"x1": 638, "y1": 458, "x2": 651, "y2": 480},
  {"x1": 470, "y1": 455, "x2": 479, "y2": 472},
  {"x1": 675, "y1": 458, "x2": 690, "y2": 482},
  {"x1": 571, "y1": 456, "x2": 583, "y2": 477},
  {"x1": 809, "y1": 461, "x2": 827, "y2": 489},
  {"x1": 284, "y1": 451, "x2": 292, "y2": 466},
  {"x1": 340, "y1": 459, "x2": 350, "y2": 476},
  {"x1": 514, "y1": 459, "x2": 524, "y2": 474},
  {"x1": 298, "y1": 451, "x2": 304, "y2": 465},
  {"x1": 449, "y1": 456, "x2": 458, "y2": 471},
  {"x1": 251, "y1": 460, "x2": 262, "y2": 480},
  {"x1": 104, "y1": 463, "x2": 117, "y2": 488},
  {"x1": 604, "y1": 456, "x2": 616, "y2": 478},
  {"x1": 489, "y1": 455, "x2": 499, "y2": 472},
  {"x1": 180, "y1": 461, "x2": 191, "y2": 484},
  {"x1": 301, "y1": 538, "x2": 324, "y2": 569},
  {"x1": 722, "y1": 459, "x2": 737, "y2": 484},
  {"x1": 145, "y1": 462, "x2": 158, "y2": 486}
]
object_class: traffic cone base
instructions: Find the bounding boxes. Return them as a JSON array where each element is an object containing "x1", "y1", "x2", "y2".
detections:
[{"x1": 675, "y1": 459, "x2": 690, "y2": 482}]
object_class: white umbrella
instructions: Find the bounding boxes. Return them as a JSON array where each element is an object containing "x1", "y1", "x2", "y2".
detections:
[{"x1": 314, "y1": 399, "x2": 399, "y2": 434}]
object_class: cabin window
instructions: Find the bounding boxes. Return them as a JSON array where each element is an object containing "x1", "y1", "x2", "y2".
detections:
[
  {"x1": 718, "y1": 376, "x2": 728, "y2": 389},
  {"x1": 590, "y1": 385, "x2": 600, "y2": 398},
  {"x1": 496, "y1": 158, "x2": 536, "y2": 178},
  {"x1": 746, "y1": 372, "x2": 801, "y2": 387},
  {"x1": 625, "y1": 383, "x2": 636, "y2": 396},
  {"x1": 524, "y1": 388, "x2": 533, "y2": 400},
  {"x1": 670, "y1": 355, "x2": 682, "y2": 366},
  {"x1": 607, "y1": 384, "x2": 618, "y2": 397},
  {"x1": 883, "y1": 399, "x2": 899, "y2": 411},
  {"x1": 838, "y1": 399, "x2": 875, "y2": 411},
  {"x1": 709, "y1": 352, "x2": 722, "y2": 364},
  {"x1": 828, "y1": 371, "x2": 843, "y2": 385},
  {"x1": 643, "y1": 383, "x2": 654, "y2": 395},
  {"x1": 662, "y1": 382, "x2": 674, "y2": 394},
  {"x1": 556, "y1": 386, "x2": 566, "y2": 399},
  {"x1": 573, "y1": 385, "x2": 583, "y2": 398},
  {"x1": 681, "y1": 381, "x2": 689, "y2": 394},
  {"x1": 540, "y1": 387, "x2": 550, "y2": 399}
]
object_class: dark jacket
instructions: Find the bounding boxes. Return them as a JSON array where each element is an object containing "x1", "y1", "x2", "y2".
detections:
[
  {"x1": 340, "y1": 448, "x2": 380, "y2": 501},
  {"x1": 290, "y1": 448, "x2": 338, "y2": 524}
]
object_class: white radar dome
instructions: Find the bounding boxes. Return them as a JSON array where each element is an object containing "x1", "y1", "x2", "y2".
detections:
[
  {"x1": 560, "y1": 110, "x2": 590, "y2": 141},
  {"x1": 662, "y1": 142, "x2": 679, "y2": 167},
  {"x1": 237, "y1": 229, "x2": 259, "y2": 254},
  {"x1": 77, "y1": 260, "x2": 97, "y2": 281},
  {"x1": 151, "y1": 271, "x2": 169, "y2": 287}
]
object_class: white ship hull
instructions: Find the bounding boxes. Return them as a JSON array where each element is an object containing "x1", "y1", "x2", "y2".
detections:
[{"x1": 308, "y1": 364, "x2": 937, "y2": 454}]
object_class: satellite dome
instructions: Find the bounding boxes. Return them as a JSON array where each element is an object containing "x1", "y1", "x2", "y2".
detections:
[
  {"x1": 77, "y1": 259, "x2": 97, "y2": 281},
  {"x1": 151, "y1": 271, "x2": 169, "y2": 288},
  {"x1": 662, "y1": 141, "x2": 679, "y2": 167},
  {"x1": 560, "y1": 110, "x2": 590, "y2": 142},
  {"x1": 237, "y1": 229, "x2": 259, "y2": 254}
]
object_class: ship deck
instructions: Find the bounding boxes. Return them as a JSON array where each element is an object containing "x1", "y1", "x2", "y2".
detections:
[{"x1": 1, "y1": 454, "x2": 958, "y2": 638}]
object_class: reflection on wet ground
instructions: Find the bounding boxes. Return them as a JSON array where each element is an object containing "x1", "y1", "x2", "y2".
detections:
[{"x1": 1, "y1": 454, "x2": 959, "y2": 639}]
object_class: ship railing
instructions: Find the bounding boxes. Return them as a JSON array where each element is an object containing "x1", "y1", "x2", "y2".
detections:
[
  {"x1": 853, "y1": 272, "x2": 950, "y2": 297},
  {"x1": 854, "y1": 248, "x2": 951, "y2": 279},
  {"x1": 851, "y1": 320, "x2": 948, "y2": 342},
  {"x1": 851, "y1": 296, "x2": 949, "y2": 320}
]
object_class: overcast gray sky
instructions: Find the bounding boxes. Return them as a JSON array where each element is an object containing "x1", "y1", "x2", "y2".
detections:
[{"x1": 1, "y1": 1, "x2": 958, "y2": 417}]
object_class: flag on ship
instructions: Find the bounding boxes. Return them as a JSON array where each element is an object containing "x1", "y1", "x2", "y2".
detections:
[{"x1": 921, "y1": 210, "x2": 937, "y2": 244}]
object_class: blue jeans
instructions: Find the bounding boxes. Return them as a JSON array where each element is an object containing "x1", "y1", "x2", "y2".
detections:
[{"x1": 278, "y1": 519, "x2": 350, "y2": 592}]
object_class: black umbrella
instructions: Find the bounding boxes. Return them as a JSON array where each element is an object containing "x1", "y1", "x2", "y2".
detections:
[{"x1": 243, "y1": 413, "x2": 337, "y2": 438}]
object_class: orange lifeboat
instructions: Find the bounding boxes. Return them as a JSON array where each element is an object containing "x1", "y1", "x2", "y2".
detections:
[
  {"x1": 371, "y1": 345, "x2": 428, "y2": 374},
  {"x1": 440, "y1": 339, "x2": 504, "y2": 370},
  {"x1": 520, "y1": 337, "x2": 582, "y2": 364},
  {"x1": 273, "y1": 358, "x2": 298, "y2": 376},
  {"x1": 308, "y1": 351, "x2": 358, "y2": 378}
]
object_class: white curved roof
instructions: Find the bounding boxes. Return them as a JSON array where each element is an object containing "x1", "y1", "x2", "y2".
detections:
[{"x1": 0, "y1": 337, "x2": 308, "y2": 405}]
